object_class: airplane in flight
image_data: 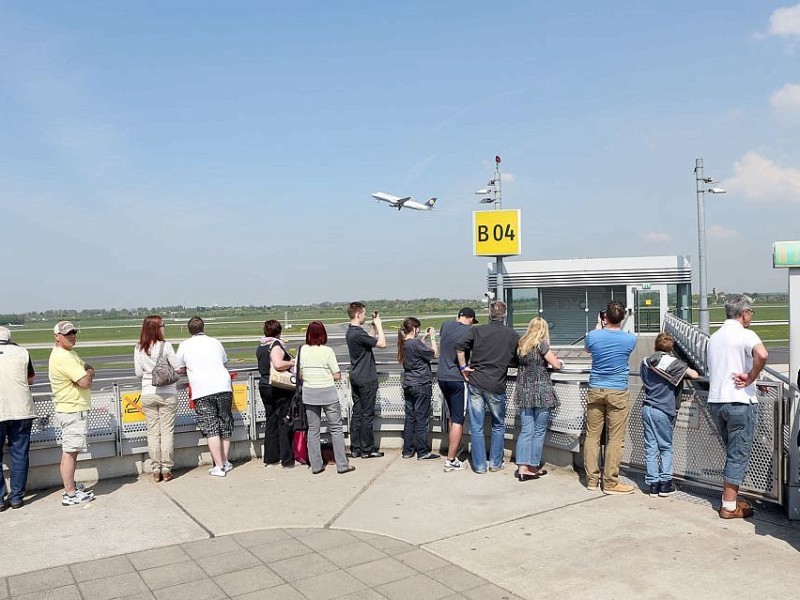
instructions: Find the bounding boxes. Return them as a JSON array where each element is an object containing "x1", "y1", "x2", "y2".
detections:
[{"x1": 371, "y1": 192, "x2": 437, "y2": 211}]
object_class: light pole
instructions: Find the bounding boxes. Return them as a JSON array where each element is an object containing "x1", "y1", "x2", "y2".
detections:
[
  {"x1": 694, "y1": 158, "x2": 726, "y2": 334},
  {"x1": 476, "y1": 156, "x2": 504, "y2": 304}
]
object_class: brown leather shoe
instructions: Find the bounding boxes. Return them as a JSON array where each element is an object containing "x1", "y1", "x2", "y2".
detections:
[
  {"x1": 719, "y1": 502, "x2": 754, "y2": 519},
  {"x1": 152, "y1": 472, "x2": 163, "y2": 483},
  {"x1": 161, "y1": 471, "x2": 173, "y2": 482}
]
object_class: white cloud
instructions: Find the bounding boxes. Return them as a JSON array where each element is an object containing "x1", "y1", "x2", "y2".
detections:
[
  {"x1": 725, "y1": 151, "x2": 800, "y2": 203},
  {"x1": 770, "y1": 83, "x2": 800, "y2": 117},
  {"x1": 769, "y1": 4, "x2": 800, "y2": 37},
  {"x1": 707, "y1": 225, "x2": 739, "y2": 239},
  {"x1": 503, "y1": 172, "x2": 515, "y2": 183},
  {"x1": 640, "y1": 231, "x2": 672, "y2": 242}
]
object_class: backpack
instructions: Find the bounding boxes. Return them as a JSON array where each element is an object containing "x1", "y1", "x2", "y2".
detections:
[{"x1": 151, "y1": 342, "x2": 180, "y2": 386}]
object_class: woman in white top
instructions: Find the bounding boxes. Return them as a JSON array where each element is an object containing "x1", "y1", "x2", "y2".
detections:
[
  {"x1": 134, "y1": 315, "x2": 181, "y2": 482},
  {"x1": 298, "y1": 321, "x2": 354, "y2": 475}
]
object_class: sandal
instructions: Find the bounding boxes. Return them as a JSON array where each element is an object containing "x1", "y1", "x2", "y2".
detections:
[
  {"x1": 533, "y1": 469, "x2": 548, "y2": 477},
  {"x1": 519, "y1": 473, "x2": 540, "y2": 482}
]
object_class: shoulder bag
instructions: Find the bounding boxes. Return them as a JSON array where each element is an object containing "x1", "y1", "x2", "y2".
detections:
[
  {"x1": 151, "y1": 342, "x2": 181, "y2": 387},
  {"x1": 269, "y1": 341, "x2": 297, "y2": 390}
]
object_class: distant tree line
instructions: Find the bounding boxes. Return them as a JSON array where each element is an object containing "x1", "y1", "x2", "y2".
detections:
[{"x1": 3, "y1": 298, "x2": 483, "y2": 324}]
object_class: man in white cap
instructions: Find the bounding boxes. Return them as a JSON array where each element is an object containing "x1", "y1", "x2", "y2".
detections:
[
  {"x1": 48, "y1": 321, "x2": 95, "y2": 506},
  {"x1": 0, "y1": 326, "x2": 37, "y2": 510}
]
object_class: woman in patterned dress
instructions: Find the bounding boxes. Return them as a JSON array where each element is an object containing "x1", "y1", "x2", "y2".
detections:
[{"x1": 514, "y1": 318, "x2": 563, "y2": 482}]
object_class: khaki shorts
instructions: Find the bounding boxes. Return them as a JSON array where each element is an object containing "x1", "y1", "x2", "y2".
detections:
[{"x1": 55, "y1": 411, "x2": 89, "y2": 453}]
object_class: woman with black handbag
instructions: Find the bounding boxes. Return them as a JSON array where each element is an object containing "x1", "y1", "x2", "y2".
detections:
[
  {"x1": 134, "y1": 315, "x2": 181, "y2": 482},
  {"x1": 256, "y1": 319, "x2": 296, "y2": 468}
]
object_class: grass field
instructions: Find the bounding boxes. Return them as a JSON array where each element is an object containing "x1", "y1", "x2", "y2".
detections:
[{"x1": 19, "y1": 303, "x2": 790, "y2": 363}]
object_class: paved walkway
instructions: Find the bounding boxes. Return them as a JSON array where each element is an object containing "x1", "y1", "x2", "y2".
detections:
[
  {"x1": 3, "y1": 454, "x2": 800, "y2": 599},
  {"x1": 2, "y1": 528, "x2": 512, "y2": 600}
]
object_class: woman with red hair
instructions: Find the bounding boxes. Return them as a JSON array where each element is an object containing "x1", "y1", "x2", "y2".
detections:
[
  {"x1": 134, "y1": 315, "x2": 181, "y2": 482},
  {"x1": 298, "y1": 321, "x2": 354, "y2": 474}
]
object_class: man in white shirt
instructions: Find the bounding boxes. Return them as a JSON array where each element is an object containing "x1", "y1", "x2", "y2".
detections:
[
  {"x1": 175, "y1": 317, "x2": 234, "y2": 477},
  {"x1": 707, "y1": 294, "x2": 768, "y2": 519}
]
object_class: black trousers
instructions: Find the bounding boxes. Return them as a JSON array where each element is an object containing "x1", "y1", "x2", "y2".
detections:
[
  {"x1": 260, "y1": 385, "x2": 294, "y2": 466},
  {"x1": 350, "y1": 379, "x2": 379, "y2": 454}
]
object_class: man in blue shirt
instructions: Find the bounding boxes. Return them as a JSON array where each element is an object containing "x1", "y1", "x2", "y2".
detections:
[{"x1": 584, "y1": 301, "x2": 637, "y2": 494}]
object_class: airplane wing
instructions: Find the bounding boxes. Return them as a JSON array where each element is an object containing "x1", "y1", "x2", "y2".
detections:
[{"x1": 372, "y1": 192, "x2": 411, "y2": 208}]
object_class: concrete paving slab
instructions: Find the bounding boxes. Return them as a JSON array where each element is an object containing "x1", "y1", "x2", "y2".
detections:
[
  {"x1": 332, "y1": 456, "x2": 588, "y2": 545},
  {"x1": 5, "y1": 452, "x2": 800, "y2": 599},
  {"x1": 0, "y1": 478, "x2": 207, "y2": 578},
  {"x1": 423, "y1": 479, "x2": 800, "y2": 598},
  {"x1": 157, "y1": 458, "x2": 390, "y2": 535}
]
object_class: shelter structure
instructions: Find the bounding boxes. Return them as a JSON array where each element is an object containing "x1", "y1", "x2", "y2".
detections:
[{"x1": 487, "y1": 255, "x2": 692, "y2": 344}]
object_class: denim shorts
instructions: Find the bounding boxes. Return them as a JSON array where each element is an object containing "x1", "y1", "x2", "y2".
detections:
[
  {"x1": 438, "y1": 380, "x2": 468, "y2": 425},
  {"x1": 709, "y1": 402, "x2": 758, "y2": 486}
]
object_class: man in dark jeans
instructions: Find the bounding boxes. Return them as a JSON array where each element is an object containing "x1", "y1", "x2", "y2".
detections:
[
  {"x1": 456, "y1": 301, "x2": 519, "y2": 474},
  {"x1": 346, "y1": 302, "x2": 386, "y2": 458}
]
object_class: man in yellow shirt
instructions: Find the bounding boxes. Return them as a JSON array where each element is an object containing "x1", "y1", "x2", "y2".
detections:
[{"x1": 48, "y1": 321, "x2": 95, "y2": 506}]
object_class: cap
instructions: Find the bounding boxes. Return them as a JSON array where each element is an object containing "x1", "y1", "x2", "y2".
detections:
[
  {"x1": 0, "y1": 326, "x2": 10, "y2": 342},
  {"x1": 53, "y1": 321, "x2": 78, "y2": 335},
  {"x1": 457, "y1": 307, "x2": 478, "y2": 324}
]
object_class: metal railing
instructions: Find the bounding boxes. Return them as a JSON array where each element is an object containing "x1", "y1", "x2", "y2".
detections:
[
  {"x1": 21, "y1": 324, "x2": 800, "y2": 516},
  {"x1": 661, "y1": 313, "x2": 800, "y2": 516}
]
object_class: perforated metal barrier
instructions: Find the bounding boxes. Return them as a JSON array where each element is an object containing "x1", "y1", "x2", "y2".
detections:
[
  {"x1": 622, "y1": 378, "x2": 783, "y2": 503},
  {"x1": 19, "y1": 355, "x2": 791, "y2": 508}
]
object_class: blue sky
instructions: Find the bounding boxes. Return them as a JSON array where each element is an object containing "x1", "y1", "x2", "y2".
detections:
[{"x1": 2, "y1": 2, "x2": 799, "y2": 312}]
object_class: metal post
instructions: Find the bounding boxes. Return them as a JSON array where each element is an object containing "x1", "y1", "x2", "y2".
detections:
[
  {"x1": 788, "y1": 267, "x2": 800, "y2": 520},
  {"x1": 695, "y1": 158, "x2": 710, "y2": 334},
  {"x1": 496, "y1": 256, "x2": 505, "y2": 306},
  {"x1": 790, "y1": 268, "x2": 800, "y2": 392},
  {"x1": 494, "y1": 162, "x2": 502, "y2": 210},
  {"x1": 494, "y1": 160, "x2": 504, "y2": 304}
]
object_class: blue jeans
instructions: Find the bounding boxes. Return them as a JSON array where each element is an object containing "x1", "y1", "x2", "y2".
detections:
[
  {"x1": 403, "y1": 384, "x2": 433, "y2": 457},
  {"x1": 709, "y1": 402, "x2": 758, "y2": 486},
  {"x1": 0, "y1": 419, "x2": 33, "y2": 504},
  {"x1": 468, "y1": 386, "x2": 506, "y2": 472},
  {"x1": 641, "y1": 404, "x2": 676, "y2": 484},
  {"x1": 514, "y1": 407, "x2": 550, "y2": 468}
]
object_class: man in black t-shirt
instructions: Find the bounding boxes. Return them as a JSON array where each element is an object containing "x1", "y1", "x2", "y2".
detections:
[{"x1": 346, "y1": 302, "x2": 386, "y2": 458}]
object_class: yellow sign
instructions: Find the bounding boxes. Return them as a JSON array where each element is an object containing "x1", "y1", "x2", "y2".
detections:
[
  {"x1": 232, "y1": 383, "x2": 248, "y2": 413},
  {"x1": 121, "y1": 392, "x2": 145, "y2": 424},
  {"x1": 473, "y1": 210, "x2": 521, "y2": 256},
  {"x1": 645, "y1": 299, "x2": 652, "y2": 306}
]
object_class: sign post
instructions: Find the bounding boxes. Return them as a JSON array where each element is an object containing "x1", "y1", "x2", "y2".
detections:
[
  {"x1": 773, "y1": 240, "x2": 800, "y2": 519},
  {"x1": 473, "y1": 209, "x2": 521, "y2": 307}
]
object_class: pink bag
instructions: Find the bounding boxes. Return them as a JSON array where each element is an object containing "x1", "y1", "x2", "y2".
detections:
[{"x1": 293, "y1": 430, "x2": 309, "y2": 465}]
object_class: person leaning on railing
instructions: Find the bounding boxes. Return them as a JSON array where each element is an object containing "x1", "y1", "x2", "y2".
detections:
[
  {"x1": 514, "y1": 318, "x2": 563, "y2": 482},
  {"x1": 256, "y1": 319, "x2": 296, "y2": 468},
  {"x1": 134, "y1": 315, "x2": 181, "y2": 483}
]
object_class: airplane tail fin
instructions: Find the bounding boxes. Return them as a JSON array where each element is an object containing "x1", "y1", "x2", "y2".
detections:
[{"x1": 426, "y1": 197, "x2": 437, "y2": 208}]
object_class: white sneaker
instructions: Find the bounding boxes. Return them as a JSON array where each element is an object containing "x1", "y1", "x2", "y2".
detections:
[
  {"x1": 208, "y1": 466, "x2": 226, "y2": 477},
  {"x1": 223, "y1": 461, "x2": 233, "y2": 473},
  {"x1": 443, "y1": 458, "x2": 465, "y2": 472},
  {"x1": 62, "y1": 489, "x2": 95, "y2": 506}
]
